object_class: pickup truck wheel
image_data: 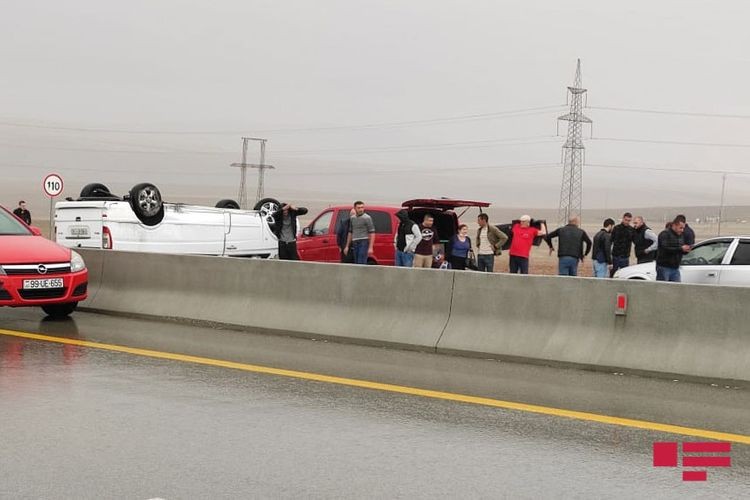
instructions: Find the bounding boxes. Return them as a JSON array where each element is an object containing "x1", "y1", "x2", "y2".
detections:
[
  {"x1": 216, "y1": 199, "x2": 241, "y2": 209},
  {"x1": 129, "y1": 183, "x2": 164, "y2": 226},
  {"x1": 80, "y1": 183, "x2": 113, "y2": 198},
  {"x1": 41, "y1": 302, "x2": 78, "y2": 318},
  {"x1": 254, "y1": 198, "x2": 281, "y2": 225}
]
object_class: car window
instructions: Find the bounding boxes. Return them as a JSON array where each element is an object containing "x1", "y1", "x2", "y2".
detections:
[
  {"x1": 730, "y1": 241, "x2": 750, "y2": 265},
  {"x1": 0, "y1": 209, "x2": 31, "y2": 235},
  {"x1": 681, "y1": 240, "x2": 731, "y2": 266},
  {"x1": 368, "y1": 211, "x2": 392, "y2": 234},
  {"x1": 311, "y1": 211, "x2": 333, "y2": 236}
]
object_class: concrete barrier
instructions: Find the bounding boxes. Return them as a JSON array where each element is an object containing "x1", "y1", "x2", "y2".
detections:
[
  {"x1": 77, "y1": 250, "x2": 750, "y2": 383},
  {"x1": 78, "y1": 250, "x2": 453, "y2": 351},
  {"x1": 437, "y1": 272, "x2": 750, "y2": 383}
]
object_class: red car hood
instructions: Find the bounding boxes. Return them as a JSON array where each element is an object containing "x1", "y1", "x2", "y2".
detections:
[{"x1": 0, "y1": 236, "x2": 71, "y2": 264}]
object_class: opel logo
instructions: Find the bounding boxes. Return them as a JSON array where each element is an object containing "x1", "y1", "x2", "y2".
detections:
[{"x1": 37, "y1": 264, "x2": 48, "y2": 275}]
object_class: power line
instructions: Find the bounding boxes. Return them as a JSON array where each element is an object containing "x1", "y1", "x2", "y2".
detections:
[
  {"x1": 0, "y1": 105, "x2": 565, "y2": 136},
  {"x1": 284, "y1": 162, "x2": 562, "y2": 176},
  {"x1": 589, "y1": 105, "x2": 750, "y2": 120},
  {"x1": 274, "y1": 135, "x2": 559, "y2": 155},
  {"x1": 586, "y1": 163, "x2": 750, "y2": 176},
  {"x1": 0, "y1": 135, "x2": 562, "y2": 156},
  {"x1": 591, "y1": 136, "x2": 750, "y2": 149}
]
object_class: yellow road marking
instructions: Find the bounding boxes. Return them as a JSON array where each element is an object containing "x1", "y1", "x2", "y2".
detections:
[{"x1": 1, "y1": 327, "x2": 748, "y2": 445}]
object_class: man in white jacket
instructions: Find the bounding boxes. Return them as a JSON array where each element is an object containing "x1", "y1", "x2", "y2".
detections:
[{"x1": 394, "y1": 209, "x2": 422, "y2": 267}]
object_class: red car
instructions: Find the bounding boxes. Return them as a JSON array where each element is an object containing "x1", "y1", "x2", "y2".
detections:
[
  {"x1": 297, "y1": 199, "x2": 490, "y2": 265},
  {"x1": 0, "y1": 206, "x2": 88, "y2": 318}
]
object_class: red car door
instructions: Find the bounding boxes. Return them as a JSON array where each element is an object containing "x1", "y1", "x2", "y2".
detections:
[{"x1": 297, "y1": 209, "x2": 338, "y2": 262}]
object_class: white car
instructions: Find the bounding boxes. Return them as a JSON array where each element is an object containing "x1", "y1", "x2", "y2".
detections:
[
  {"x1": 613, "y1": 236, "x2": 750, "y2": 286},
  {"x1": 55, "y1": 183, "x2": 281, "y2": 258}
]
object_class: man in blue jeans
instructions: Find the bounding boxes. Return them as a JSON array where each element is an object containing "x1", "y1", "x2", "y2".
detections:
[
  {"x1": 656, "y1": 218, "x2": 690, "y2": 282},
  {"x1": 546, "y1": 216, "x2": 592, "y2": 276},
  {"x1": 610, "y1": 212, "x2": 635, "y2": 277},
  {"x1": 591, "y1": 218, "x2": 615, "y2": 278},
  {"x1": 343, "y1": 201, "x2": 375, "y2": 264}
]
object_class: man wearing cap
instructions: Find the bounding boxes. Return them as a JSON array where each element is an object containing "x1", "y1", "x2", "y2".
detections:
[{"x1": 509, "y1": 215, "x2": 547, "y2": 274}]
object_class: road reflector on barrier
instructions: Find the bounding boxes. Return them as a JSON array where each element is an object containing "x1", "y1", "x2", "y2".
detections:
[{"x1": 616, "y1": 293, "x2": 628, "y2": 316}]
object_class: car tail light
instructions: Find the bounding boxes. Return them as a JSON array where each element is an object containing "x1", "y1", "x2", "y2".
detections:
[{"x1": 102, "y1": 226, "x2": 112, "y2": 249}]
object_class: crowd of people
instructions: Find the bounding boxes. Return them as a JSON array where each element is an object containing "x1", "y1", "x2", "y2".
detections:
[
  {"x1": 555, "y1": 212, "x2": 696, "y2": 282},
  {"x1": 311, "y1": 202, "x2": 697, "y2": 282}
]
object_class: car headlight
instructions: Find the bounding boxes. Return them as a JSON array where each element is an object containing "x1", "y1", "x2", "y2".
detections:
[{"x1": 70, "y1": 251, "x2": 86, "y2": 272}]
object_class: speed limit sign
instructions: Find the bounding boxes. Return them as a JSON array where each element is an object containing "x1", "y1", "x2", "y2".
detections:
[{"x1": 43, "y1": 173, "x2": 64, "y2": 198}]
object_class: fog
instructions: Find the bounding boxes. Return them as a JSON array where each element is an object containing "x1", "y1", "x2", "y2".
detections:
[{"x1": 2, "y1": 0, "x2": 750, "y2": 213}]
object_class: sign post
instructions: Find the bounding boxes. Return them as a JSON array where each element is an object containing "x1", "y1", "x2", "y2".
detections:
[{"x1": 43, "y1": 173, "x2": 64, "y2": 240}]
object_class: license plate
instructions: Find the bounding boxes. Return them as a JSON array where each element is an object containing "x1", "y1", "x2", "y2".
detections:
[
  {"x1": 68, "y1": 225, "x2": 90, "y2": 239},
  {"x1": 23, "y1": 278, "x2": 64, "y2": 290}
]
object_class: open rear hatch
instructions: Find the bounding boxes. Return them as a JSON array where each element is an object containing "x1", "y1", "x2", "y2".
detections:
[{"x1": 402, "y1": 199, "x2": 491, "y2": 211}]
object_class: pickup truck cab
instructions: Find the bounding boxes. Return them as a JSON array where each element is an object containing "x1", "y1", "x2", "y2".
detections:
[
  {"x1": 614, "y1": 236, "x2": 750, "y2": 286},
  {"x1": 54, "y1": 183, "x2": 279, "y2": 258}
]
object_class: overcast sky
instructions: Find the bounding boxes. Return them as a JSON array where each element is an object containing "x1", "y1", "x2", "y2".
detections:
[{"x1": 2, "y1": 0, "x2": 750, "y2": 212}]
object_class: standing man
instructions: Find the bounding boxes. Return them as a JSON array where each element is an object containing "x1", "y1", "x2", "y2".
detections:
[
  {"x1": 343, "y1": 201, "x2": 375, "y2": 265},
  {"x1": 412, "y1": 214, "x2": 440, "y2": 268},
  {"x1": 610, "y1": 212, "x2": 635, "y2": 276},
  {"x1": 475, "y1": 213, "x2": 508, "y2": 273},
  {"x1": 509, "y1": 215, "x2": 547, "y2": 274},
  {"x1": 394, "y1": 209, "x2": 422, "y2": 267},
  {"x1": 271, "y1": 203, "x2": 308, "y2": 260},
  {"x1": 656, "y1": 218, "x2": 691, "y2": 282},
  {"x1": 592, "y1": 218, "x2": 615, "y2": 278},
  {"x1": 13, "y1": 201, "x2": 31, "y2": 225},
  {"x1": 674, "y1": 214, "x2": 695, "y2": 247},
  {"x1": 633, "y1": 216, "x2": 658, "y2": 264},
  {"x1": 335, "y1": 208, "x2": 356, "y2": 263},
  {"x1": 546, "y1": 216, "x2": 592, "y2": 276}
]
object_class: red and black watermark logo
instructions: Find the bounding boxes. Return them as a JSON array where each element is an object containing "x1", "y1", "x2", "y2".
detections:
[{"x1": 653, "y1": 442, "x2": 731, "y2": 482}]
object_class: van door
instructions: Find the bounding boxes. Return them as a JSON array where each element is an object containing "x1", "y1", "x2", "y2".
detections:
[
  {"x1": 225, "y1": 211, "x2": 264, "y2": 256},
  {"x1": 298, "y1": 210, "x2": 336, "y2": 262},
  {"x1": 367, "y1": 210, "x2": 396, "y2": 265},
  {"x1": 54, "y1": 201, "x2": 105, "y2": 249}
]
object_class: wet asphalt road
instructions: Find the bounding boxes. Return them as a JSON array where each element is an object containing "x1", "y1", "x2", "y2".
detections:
[{"x1": 0, "y1": 309, "x2": 748, "y2": 499}]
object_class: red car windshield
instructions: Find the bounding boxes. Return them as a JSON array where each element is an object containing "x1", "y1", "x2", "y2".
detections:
[{"x1": 0, "y1": 208, "x2": 32, "y2": 235}]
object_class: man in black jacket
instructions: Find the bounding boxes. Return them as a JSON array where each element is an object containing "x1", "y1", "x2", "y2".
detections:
[
  {"x1": 656, "y1": 218, "x2": 690, "y2": 282},
  {"x1": 271, "y1": 204, "x2": 308, "y2": 260},
  {"x1": 592, "y1": 218, "x2": 615, "y2": 278},
  {"x1": 610, "y1": 212, "x2": 635, "y2": 277},
  {"x1": 674, "y1": 214, "x2": 695, "y2": 247},
  {"x1": 12, "y1": 201, "x2": 31, "y2": 225},
  {"x1": 546, "y1": 216, "x2": 592, "y2": 276}
]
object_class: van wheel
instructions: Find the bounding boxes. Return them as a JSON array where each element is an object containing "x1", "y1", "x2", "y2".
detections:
[
  {"x1": 254, "y1": 198, "x2": 281, "y2": 225},
  {"x1": 42, "y1": 302, "x2": 78, "y2": 318},
  {"x1": 129, "y1": 183, "x2": 164, "y2": 226},
  {"x1": 80, "y1": 183, "x2": 117, "y2": 200},
  {"x1": 216, "y1": 199, "x2": 241, "y2": 209}
]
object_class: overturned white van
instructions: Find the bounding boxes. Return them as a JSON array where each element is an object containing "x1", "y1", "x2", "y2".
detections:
[{"x1": 54, "y1": 183, "x2": 280, "y2": 258}]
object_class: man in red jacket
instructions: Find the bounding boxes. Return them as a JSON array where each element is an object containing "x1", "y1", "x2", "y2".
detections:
[{"x1": 509, "y1": 215, "x2": 547, "y2": 274}]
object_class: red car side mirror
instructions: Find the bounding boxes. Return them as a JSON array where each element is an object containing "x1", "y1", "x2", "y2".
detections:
[{"x1": 29, "y1": 226, "x2": 43, "y2": 236}]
